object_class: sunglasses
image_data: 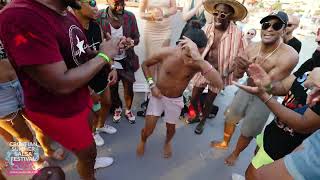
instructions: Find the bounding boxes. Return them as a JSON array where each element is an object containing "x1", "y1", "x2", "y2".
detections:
[
  {"x1": 261, "y1": 22, "x2": 284, "y2": 31},
  {"x1": 212, "y1": 11, "x2": 231, "y2": 19},
  {"x1": 81, "y1": 0, "x2": 96, "y2": 7},
  {"x1": 247, "y1": 32, "x2": 255, "y2": 35}
]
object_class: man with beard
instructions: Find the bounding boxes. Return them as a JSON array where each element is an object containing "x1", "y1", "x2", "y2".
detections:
[
  {"x1": 0, "y1": 0, "x2": 121, "y2": 179},
  {"x1": 283, "y1": 15, "x2": 301, "y2": 54},
  {"x1": 211, "y1": 11, "x2": 299, "y2": 166},
  {"x1": 97, "y1": 0, "x2": 140, "y2": 124},
  {"x1": 187, "y1": 0, "x2": 248, "y2": 135}
]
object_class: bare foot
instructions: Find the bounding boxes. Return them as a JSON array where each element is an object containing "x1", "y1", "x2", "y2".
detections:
[
  {"x1": 224, "y1": 153, "x2": 238, "y2": 166},
  {"x1": 210, "y1": 140, "x2": 228, "y2": 150},
  {"x1": 163, "y1": 143, "x2": 172, "y2": 158},
  {"x1": 136, "y1": 141, "x2": 145, "y2": 157}
]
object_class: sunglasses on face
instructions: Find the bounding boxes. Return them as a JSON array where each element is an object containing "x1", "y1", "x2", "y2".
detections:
[
  {"x1": 247, "y1": 32, "x2": 255, "y2": 35},
  {"x1": 261, "y1": 22, "x2": 284, "y2": 31},
  {"x1": 212, "y1": 11, "x2": 231, "y2": 19},
  {"x1": 81, "y1": 0, "x2": 96, "y2": 7}
]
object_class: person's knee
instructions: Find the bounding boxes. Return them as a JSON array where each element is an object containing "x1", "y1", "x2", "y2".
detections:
[
  {"x1": 143, "y1": 127, "x2": 154, "y2": 137},
  {"x1": 166, "y1": 123, "x2": 176, "y2": 132}
]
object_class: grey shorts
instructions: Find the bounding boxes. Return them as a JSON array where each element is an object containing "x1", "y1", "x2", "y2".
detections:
[
  {"x1": 225, "y1": 89, "x2": 271, "y2": 137},
  {"x1": 0, "y1": 79, "x2": 24, "y2": 118}
]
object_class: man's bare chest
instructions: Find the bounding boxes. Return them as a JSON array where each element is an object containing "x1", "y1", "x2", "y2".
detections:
[{"x1": 161, "y1": 61, "x2": 195, "y2": 80}]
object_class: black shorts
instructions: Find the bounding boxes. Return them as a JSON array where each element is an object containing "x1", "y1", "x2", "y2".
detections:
[{"x1": 88, "y1": 65, "x2": 110, "y2": 93}]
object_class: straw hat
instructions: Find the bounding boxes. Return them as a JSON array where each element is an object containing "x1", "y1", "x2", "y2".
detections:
[{"x1": 203, "y1": 0, "x2": 248, "y2": 21}]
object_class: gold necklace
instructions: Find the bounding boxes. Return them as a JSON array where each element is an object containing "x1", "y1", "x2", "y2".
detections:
[{"x1": 256, "y1": 41, "x2": 282, "y2": 64}]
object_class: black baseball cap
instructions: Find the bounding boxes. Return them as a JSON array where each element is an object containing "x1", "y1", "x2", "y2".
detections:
[{"x1": 260, "y1": 11, "x2": 288, "y2": 26}]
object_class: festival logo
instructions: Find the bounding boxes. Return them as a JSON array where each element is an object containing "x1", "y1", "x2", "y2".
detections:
[{"x1": 5, "y1": 142, "x2": 40, "y2": 176}]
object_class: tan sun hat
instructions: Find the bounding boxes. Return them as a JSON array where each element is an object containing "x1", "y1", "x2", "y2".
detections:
[{"x1": 203, "y1": 0, "x2": 248, "y2": 21}]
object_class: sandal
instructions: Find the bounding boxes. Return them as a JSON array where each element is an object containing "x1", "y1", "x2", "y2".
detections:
[{"x1": 137, "y1": 110, "x2": 146, "y2": 117}]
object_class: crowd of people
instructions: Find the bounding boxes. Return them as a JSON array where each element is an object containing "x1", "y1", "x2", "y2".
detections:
[{"x1": 0, "y1": 0, "x2": 319, "y2": 179}]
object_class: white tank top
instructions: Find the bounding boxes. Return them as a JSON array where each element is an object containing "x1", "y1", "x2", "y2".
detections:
[{"x1": 110, "y1": 25, "x2": 127, "y2": 61}]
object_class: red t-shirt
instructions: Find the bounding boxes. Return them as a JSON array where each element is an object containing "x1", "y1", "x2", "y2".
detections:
[{"x1": 0, "y1": 0, "x2": 92, "y2": 117}]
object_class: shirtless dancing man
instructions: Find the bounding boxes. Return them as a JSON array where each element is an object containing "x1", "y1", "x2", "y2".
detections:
[
  {"x1": 136, "y1": 24, "x2": 223, "y2": 158},
  {"x1": 211, "y1": 11, "x2": 299, "y2": 166}
]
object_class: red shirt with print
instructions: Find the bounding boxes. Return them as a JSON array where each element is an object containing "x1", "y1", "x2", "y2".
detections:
[{"x1": 0, "y1": 0, "x2": 92, "y2": 117}]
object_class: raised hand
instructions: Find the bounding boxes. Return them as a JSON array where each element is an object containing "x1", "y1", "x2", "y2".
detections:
[
  {"x1": 119, "y1": 37, "x2": 134, "y2": 50},
  {"x1": 306, "y1": 87, "x2": 320, "y2": 106},
  {"x1": 99, "y1": 34, "x2": 120, "y2": 59},
  {"x1": 233, "y1": 81, "x2": 261, "y2": 95},
  {"x1": 179, "y1": 36, "x2": 202, "y2": 61},
  {"x1": 304, "y1": 67, "x2": 320, "y2": 89},
  {"x1": 247, "y1": 63, "x2": 271, "y2": 89},
  {"x1": 304, "y1": 67, "x2": 320, "y2": 106}
]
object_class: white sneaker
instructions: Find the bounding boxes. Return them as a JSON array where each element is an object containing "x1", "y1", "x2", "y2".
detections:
[
  {"x1": 113, "y1": 107, "x2": 122, "y2": 123},
  {"x1": 232, "y1": 173, "x2": 245, "y2": 180},
  {"x1": 125, "y1": 110, "x2": 136, "y2": 124},
  {"x1": 94, "y1": 157, "x2": 114, "y2": 169},
  {"x1": 97, "y1": 125, "x2": 117, "y2": 134},
  {"x1": 93, "y1": 133, "x2": 104, "y2": 147}
]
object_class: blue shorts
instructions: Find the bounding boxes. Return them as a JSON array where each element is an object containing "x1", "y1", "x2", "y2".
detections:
[
  {"x1": 0, "y1": 79, "x2": 24, "y2": 118},
  {"x1": 284, "y1": 129, "x2": 320, "y2": 180}
]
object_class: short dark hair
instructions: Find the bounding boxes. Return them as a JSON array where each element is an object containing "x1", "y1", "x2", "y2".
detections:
[{"x1": 180, "y1": 20, "x2": 208, "y2": 48}]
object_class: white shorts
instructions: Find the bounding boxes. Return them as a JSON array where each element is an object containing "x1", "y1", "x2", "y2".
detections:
[{"x1": 146, "y1": 95, "x2": 184, "y2": 124}]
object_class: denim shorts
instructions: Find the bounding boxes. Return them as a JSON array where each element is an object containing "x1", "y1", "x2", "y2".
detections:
[
  {"x1": 0, "y1": 79, "x2": 24, "y2": 118},
  {"x1": 284, "y1": 129, "x2": 320, "y2": 180}
]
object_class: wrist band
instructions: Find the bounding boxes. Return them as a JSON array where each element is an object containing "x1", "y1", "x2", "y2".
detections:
[
  {"x1": 264, "y1": 94, "x2": 273, "y2": 103},
  {"x1": 98, "y1": 52, "x2": 111, "y2": 63},
  {"x1": 147, "y1": 77, "x2": 154, "y2": 84}
]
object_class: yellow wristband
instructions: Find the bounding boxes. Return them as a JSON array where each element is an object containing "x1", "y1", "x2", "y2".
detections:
[{"x1": 97, "y1": 52, "x2": 111, "y2": 63}]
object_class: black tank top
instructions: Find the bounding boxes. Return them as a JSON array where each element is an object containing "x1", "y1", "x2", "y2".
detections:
[{"x1": 86, "y1": 21, "x2": 110, "y2": 93}]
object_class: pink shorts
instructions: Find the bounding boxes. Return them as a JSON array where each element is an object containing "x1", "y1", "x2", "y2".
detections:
[{"x1": 146, "y1": 95, "x2": 184, "y2": 124}]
